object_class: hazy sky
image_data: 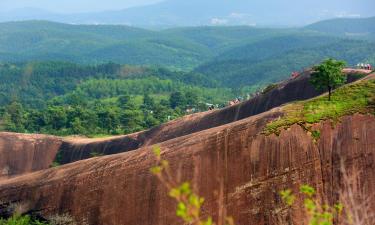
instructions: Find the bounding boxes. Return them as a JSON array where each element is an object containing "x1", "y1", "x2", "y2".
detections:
[{"x1": 0, "y1": 0, "x2": 163, "y2": 13}]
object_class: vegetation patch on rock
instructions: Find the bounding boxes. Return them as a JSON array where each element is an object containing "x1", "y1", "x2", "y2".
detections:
[{"x1": 264, "y1": 79, "x2": 375, "y2": 135}]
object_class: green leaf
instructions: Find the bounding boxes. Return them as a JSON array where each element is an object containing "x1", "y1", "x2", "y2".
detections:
[
  {"x1": 169, "y1": 188, "x2": 181, "y2": 198},
  {"x1": 150, "y1": 166, "x2": 162, "y2": 175},
  {"x1": 152, "y1": 146, "x2": 161, "y2": 157},
  {"x1": 203, "y1": 217, "x2": 213, "y2": 225},
  {"x1": 280, "y1": 189, "x2": 295, "y2": 206},
  {"x1": 300, "y1": 185, "x2": 316, "y2": 197}
]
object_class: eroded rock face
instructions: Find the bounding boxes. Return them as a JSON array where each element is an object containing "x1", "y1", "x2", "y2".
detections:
[
  {"x1": 0, "y1": 71, "x2": 368, "y2": 173},
  {"x1": 0, "y1": 132, "x2": 62, "y2": 180},
  {"x1": 54, "y1": 70, "x2": 361, "y2": 164},
  {"x1": 55, "y1": 70, "x2": 369, "y2": 164},
  {"x1": 0, "y1": 113, "x2": 374, "y2": 225}
]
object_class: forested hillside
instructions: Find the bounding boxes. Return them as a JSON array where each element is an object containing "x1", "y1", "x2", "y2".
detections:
[
  {"x1": 0, "y1": 19, "x2": 374, "y2": 136},
  {"x1": 0, "y1": 62, "x2": 233, "y2": 135},
  {"x1": 196, "y1": 36, "x2": 375, "y2": 89},
  {"x1": 306, "y1": 16, "x2": 375, "y2": 40},
  {"x1": 1, "y1": 20, "x2": 374, "y2": 72},
  {"x1": 1, "y1": 0, "x2": 373, "y2": 27},
  {"x1": 0, "y1": 21, "x2": 211, "y2": 69}
]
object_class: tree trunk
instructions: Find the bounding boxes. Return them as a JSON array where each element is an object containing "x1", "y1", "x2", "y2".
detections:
[{"x1": 328, "y1": 86, "x2": 332, "y2": 101}]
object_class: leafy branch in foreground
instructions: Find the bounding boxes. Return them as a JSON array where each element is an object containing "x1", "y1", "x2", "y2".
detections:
[
  {"x1": 280, "y1": 185, "x2": 343, "y2": 225},
  {"x1": 150, "y1": 146, "x2": 234, "y2": 225}
]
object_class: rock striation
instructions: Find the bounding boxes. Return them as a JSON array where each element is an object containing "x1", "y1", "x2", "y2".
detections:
[
  {"x1": 0, "y1": 70, "x2": 373, "y2": 225},
  {"x1": 0, "y1": 70, "x2": 371, "y2": 177},
  {"x1": 0, "y1": 111, "x2": 374, "y2": 225},
  {"x1": 0, "y1": 132, "x2": 62, "y2": 180}
]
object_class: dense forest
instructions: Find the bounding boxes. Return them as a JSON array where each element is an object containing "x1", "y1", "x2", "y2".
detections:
[
  {"x1": 0, "y1": 19, "x2": 374, "y2": 136},
  {"x1": 0, "y1": 62, "x2": 233, "y2": 136},
  {"x1": 306, "y1": 16, "x2": 375, "y2": 40},
  {"x1": 195, "y1": 34, "x2": 375, "y2": 88}
]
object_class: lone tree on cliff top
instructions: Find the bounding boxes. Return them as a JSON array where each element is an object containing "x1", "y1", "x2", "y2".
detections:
[{"x1": 310, "y1": 58, "x2": 347, "y2": 101}]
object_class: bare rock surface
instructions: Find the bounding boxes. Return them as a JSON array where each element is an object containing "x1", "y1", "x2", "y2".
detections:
[
  {"x1": 0, "y1": 111, "x2": 374, "y2": 225},
  {"x1": 0, "y1": 132, "x2": 62, "y2": 180},
  {"x1": 0, "y1": 70, "x2": 372, "y2": 179},
  {"x1": 52, "y1": 70, "x2": 373, "y2": 164}
]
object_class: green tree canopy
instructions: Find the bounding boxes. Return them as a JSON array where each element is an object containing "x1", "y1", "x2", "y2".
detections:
[{"x1": 310, "y1": 58, "x2": 347, "y2": 101}]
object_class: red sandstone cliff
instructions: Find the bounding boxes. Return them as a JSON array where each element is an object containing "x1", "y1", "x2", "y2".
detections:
[
  {"x1": 0, "y1": 132, "x2": 62, "y2": 180},
  {"x1": 25, "y1": 70, "x2": 374, "y2": 167},
  {"x1": 0, "y1": 71, "x2": 373, "y2": 225},
  {"x1": 0, "y1": 70, "x2": 371, "y2": 178},
  {"x1": 0, "y1": 110, "x2": 374, "y2": 225}
]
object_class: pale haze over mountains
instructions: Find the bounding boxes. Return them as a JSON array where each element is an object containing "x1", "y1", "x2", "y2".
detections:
[{"x1": 0, "y1": 0, "x2": 374, "y2": 27}]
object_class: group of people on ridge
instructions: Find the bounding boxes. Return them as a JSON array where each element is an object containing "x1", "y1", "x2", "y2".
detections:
[{"x1": 357, "y1": 63, "x2": 372, "y2": 70}]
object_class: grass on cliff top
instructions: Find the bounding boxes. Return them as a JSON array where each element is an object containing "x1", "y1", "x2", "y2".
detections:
[{"x1": 264, "y1": 79, "x2": 375, "y2": 135}]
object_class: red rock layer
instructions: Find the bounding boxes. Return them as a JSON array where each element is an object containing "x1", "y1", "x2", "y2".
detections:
[
  {"x1": 0, "y1": 132, "x2": 62, "y2": 180},
  {"x1": 53, "y1": 71, "x2": 369, "y2": 165},
  {"x1": 0, "y1": 70, "x2": 369, "y2": 176},
  {"x1": 0, "y1": 112, "x2": 374, "y2": 225}
]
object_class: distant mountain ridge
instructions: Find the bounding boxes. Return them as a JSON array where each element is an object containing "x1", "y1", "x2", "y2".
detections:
[
  {"x1": 0, "y1": 20, "x2": 374, "y2": 90},
  {"x1": 1, "y1": 0, "x2": 374, "y2": 27},
  {"x1": 306, "y1": 16, "x2": 375, "y2": 39}
]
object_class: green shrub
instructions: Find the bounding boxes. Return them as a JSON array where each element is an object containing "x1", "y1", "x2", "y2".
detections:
[
  {"x1": 280, "y1": 185, "x2": 343, "y2": 225},
  {"x1": 150, "y1": 146, "x2": 234, "y2": 225},
  {"x1": 262, "y1": 83, "x2": 279, "y2": 94},
  {"x1": 0, "y1": 215, "x2": 47, "y2": 225}
]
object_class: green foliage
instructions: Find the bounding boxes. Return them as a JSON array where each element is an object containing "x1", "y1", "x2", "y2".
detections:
[
  {"x1": 0, "y1": 62, "x2": 229, "y2": 108},
  {"x1": 0, "y1": 62, "x2": 234, "y2": 136},
  {"x1": 264, "y1": 79, "x2": 375, "y2": 135},
  {"x1": 280, "y1": 189, "x2": 295, "y2": 206},
  {"x1": 50, "y1": 162, "x2": 60, "y2": 168},
  {"x1": 196, "y1": 35, "x2": 375, "y2": 89},
  {"x1": 150, "y1": 146, "x2": 234, "y2": 225},
  {"x1": 0, "y1": 215, "x2": 47, "y2": 225},
  {"x1": 300, "y1": 185, "x2": 316, "y2": 197},
  {"x1": 311, "y1": 130, "x2": 321, "y2": 141},
  {"x1": 262, "y1": 83, "x2": 278, "y2": 94},
  {"x1": 0, "y1": 21, "x2": 211, "y2": 69},
  {"x1": 89, "y1": 151, "x2": 104, "y2": 158},
  {"x1": 280, "y1": 185, "x2": 344, "y2": 225},
  {"x1": 170, "y1": 182, "x2": 206, "y2": 223},
  {"x1": 310, "y1": 59, "x2": 347, "y2": 100},
  {"x1": 306, "y1": 17, "x2": 375, "y2": 40},
  {"x1": 1, "y1": 21, "x2": 374, "y2": 92}
]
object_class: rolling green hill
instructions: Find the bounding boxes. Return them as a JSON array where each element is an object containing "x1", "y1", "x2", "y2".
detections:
[
  {"x1": 0, "y1": 21, "x2": 211, "y2": 69},
  {"x1": 0, "y1": 19, "x2": 374, "y2": 136},
  {"x1": 0, "y1": 62, "x2": 233, "y2": 135},
  {"x1": 195, "y1": 35, "x2": 375, "y2": 89},
  {"x1": 0, "y1": 20, "x2": 374, "y2": 92},
  {"x1": 0, "y1": 62, "x2": 223, "y2": 108},
  {"x1": 305, "y1": 17, "x2": 375, "y2": 40}
]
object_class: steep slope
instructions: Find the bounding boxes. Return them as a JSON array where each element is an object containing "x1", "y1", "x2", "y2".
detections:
[
  {"x1": 53, "y1": 70, "x2": 372, "y2": 164},
  {"x1": 0, "y1": 70, "x2": 370, "y2": 178},
  {"x1": 0, "y1": 132, "x2": 61, "y2": 180},
  {"x1": 0, "y1": 109, "x2": 374, "y2": 224}
]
